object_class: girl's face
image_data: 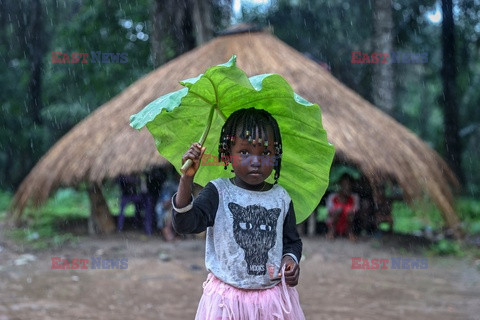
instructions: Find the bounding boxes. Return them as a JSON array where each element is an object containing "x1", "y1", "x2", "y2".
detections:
[{"x1": 230, "y1": 127, "x2": 276, "y2": 190}]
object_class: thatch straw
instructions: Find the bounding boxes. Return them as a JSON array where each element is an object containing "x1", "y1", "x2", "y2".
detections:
[{"x1": 11, "y1": 30, "x2": 460, "y2": 230}]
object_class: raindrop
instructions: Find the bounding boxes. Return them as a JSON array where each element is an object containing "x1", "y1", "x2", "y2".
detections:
[
  {"x1": 135, "y1": 23, "x2": 144, "y2": 32},
  {"x1": 122, "y1": 19, "x2": 133, "y2": 29},
  {"x1": 100, "y1": 28, "x2": 108, "y2": 38},
  {"x1": 137, "y1": 32, "x2": 148, "y2": 41},
  {"x1": 9, "y1": 59, "x2": 19, "y2": 68}
]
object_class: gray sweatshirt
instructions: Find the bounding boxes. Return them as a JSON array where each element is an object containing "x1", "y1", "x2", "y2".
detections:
[{"x1": 172, "y1": 178, "x2": 302, "y2": 289}]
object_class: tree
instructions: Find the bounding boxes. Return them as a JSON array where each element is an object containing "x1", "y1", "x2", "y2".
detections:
[
  {"x1": 25, "y1": 0, "x2": 48, "y2": 125},
  {"x1": 372, "y1": 0, "x2": 394, "y2": 114},
  {"x1": 257, "y1": 0, "x2": 374, "y2": 101},
  {"x1": 441, "y1": 0, "x2": 464, "y2": 183},
  {"x1": 150, "y1": 0, "x2": 215, "y2": 67}
]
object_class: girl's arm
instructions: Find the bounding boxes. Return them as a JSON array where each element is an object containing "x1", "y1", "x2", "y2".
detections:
[
  {"x1": 172, "y1": 182, "x2": 218, "y2": 234},
  {"x1": 281, "y1": 201, "x2": 302, "y2": 286},
  {"x1": 282, "y1": 201, "x2": 302, "y2": 263}
]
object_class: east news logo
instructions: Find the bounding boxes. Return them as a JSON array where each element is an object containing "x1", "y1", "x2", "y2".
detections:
[
  {"x1": 51, "y1": 257, "x2": 128, "y2": 269},
  {"x1": 51, "y1": 51, "x2": 128, "y2": 63},
  {"x1": 351, "y1": 51, "x2": 428, "y2": 64},
  {"x1": 351, "y1": 257, "x2": 428, "y2": 269}
]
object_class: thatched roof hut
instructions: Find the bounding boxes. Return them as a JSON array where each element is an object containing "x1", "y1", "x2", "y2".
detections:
[{"x1": 11, "y1": 29, "x2": 460, "y2": 232}]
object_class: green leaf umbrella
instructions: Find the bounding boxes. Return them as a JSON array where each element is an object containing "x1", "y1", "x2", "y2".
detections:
[{"x1": 130, "y1": 55, "x2": 335, "y2": 223}]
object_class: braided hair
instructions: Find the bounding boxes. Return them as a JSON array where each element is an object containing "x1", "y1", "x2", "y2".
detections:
[{"x1": 218, "y1": 108, "x2": 283, "y2": 184}]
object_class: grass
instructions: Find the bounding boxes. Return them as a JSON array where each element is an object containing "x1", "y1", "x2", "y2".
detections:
[
  {"x1": 0, "y1": 190, "x2": 12, "y2": 220},
  {"x1": 391, "y1": 200, "x2": 444, "y2": 234},
  {"x1": 392, "y1": 197, "x2": 480, "y2": 235},
  {"x1": 0, "y1": 184, "x2": 137, "y2": 250}
]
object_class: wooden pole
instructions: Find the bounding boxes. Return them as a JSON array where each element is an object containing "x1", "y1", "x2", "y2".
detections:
[{"x1": 87, "y1": 182, "x2": 116, "y2": 234}]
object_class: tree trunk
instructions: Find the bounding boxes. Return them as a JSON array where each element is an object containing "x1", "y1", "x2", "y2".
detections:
[
  {"x1": 151, "y1": 0, "x2": 171, "y2": 67},
  {"x1": 190, "y1": 0, "x2": 214, "y2": 46},
  {"x1": 87, "y1": 183, "x2": 116, "y2": 234},
  {"x1": 372, "y1": 0, "x2": 394, "y2": 114},
  {"x1": 441, "y1": 0, "x2": 464, "y2": 183},
  {"x1": 150, "y1": 0, "x2": 212, "y2": 67},
  {"x1": 26, "y1": 0, "x2": 45, "y2": 125}
]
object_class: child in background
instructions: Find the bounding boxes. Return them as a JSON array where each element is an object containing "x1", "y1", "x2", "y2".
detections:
[
  {"x1": 155, "y1": 165, "x2": 178, "y2": 241},
  {"x1": 326, "y1": 173, "x2": 359, "y2": 241},
  {"x1": 172, "y1": 108, "x2": 305, "y2": 319}
]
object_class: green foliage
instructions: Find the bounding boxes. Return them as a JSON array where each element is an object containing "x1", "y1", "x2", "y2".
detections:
[
  {"x1": 46, "y1": 0, "x2": 153, "y2": 108},
  {"x1": 316, "y1": 206, "x2": 328, "y2": 222},
  {"x1": 2, "y1": 0, "x2": 480, "y2": 201},
  {"x1": 328, "y1": 165, "x2": 361, "y2": 186},
  {"x1": 1, "y1": 185, "x2": 132, "y2": 249},
  {"x1": 131, "y1": 56, "x2": 335, "y2": 223},
  {"x1": 429, "y1": 239, "x2": 464, "y2": 256},
  {"x1": 456, "y1": 197, "x2": 480, "y2": 234},
  {"x1": 249, "y1": 0, "x2": 375, "y2": 100},
  {"x1": 392, "y1": 200, "x2": 444, "y2": 234},
  {"x1": 1, "y1": 0, "x2": 153, "y2": 191},
  {"x1": 391, "y1": 197, "x2": 480, "y2": 236},
  {"x1": 241, "y1": 0, "x2": 480, "y2": 196},
  {"x1": 6, "y1": 224, "x2": 77, "y2": 250},
  {"x1": 0, "y1": 191, "x2": 12, "y2": 214}
]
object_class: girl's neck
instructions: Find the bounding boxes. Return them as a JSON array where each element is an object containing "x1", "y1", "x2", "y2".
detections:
[{"x1": 230, "y1": 177, "x2": 271, "y2": 192}]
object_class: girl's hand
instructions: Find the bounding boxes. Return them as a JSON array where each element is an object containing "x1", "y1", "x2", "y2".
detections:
[
  {"x1": 174, "y1": 143, "x2": 206, "y2": 209},
  {"x1": 182, "y1": 143, "x2": 206, "y2": 178},
  {"x1": 279, "y1": 256, "x2": 300, "y2": 287}
]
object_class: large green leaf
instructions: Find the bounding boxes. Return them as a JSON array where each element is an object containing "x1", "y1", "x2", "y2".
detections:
[{"x1": 131, "y1": 55, "x2": 335, "y2": 223}]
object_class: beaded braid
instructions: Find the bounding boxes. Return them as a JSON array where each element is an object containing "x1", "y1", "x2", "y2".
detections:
[{"x1": 218, "y1": 108, "x2": 283, "y2": 184}]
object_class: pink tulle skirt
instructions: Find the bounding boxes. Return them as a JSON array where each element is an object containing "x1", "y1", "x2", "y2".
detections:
[{"x1": 194, "y1": 273, "x2": 306, "y2": 320}]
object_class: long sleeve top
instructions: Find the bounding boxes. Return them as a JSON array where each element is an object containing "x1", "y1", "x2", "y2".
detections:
[{"x1": 172, "y1": 178, "x2": 302, "y2": 289}]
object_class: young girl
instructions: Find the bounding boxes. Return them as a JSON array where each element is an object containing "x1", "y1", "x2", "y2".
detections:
[
  {"x1": 326, "y1": 173, "x2": 359, "y2": 241},
  {"x1": 172, "y1": 108, "x2": 306, "y2": 319}
]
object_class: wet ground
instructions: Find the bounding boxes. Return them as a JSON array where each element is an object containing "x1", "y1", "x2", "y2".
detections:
[{"x1": 1, "y1": 227, "x2": 479, "y2": 320}]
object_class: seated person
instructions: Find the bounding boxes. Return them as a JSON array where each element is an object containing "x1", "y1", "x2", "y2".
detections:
[
  {"x1": 374, "y1": 182, "x2": 401, "y2": 233},
  {"x1": 353, "y1": 176, "x2": 376, "y2": 235},
  {"x1": 154, "y1": 166, "x2": 178, "y2": 241},
  {"x1": 117, "y1": 174, "x2": 143, "y2": 232},
  {"x1": 326, "y1": 173, "x2": 359, "y2": 241}
]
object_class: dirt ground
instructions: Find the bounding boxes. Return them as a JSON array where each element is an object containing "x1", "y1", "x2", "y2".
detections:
[{"x1": 1, "y1": 226, "x2": 479, "y2": 320}]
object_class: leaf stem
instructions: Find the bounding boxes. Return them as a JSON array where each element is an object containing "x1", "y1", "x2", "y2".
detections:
[
  {"x1": 199, "y1": 104, "x2": 216, "y2": 145},
  {"x1": 181, "y1": 105, "x2": 216, "y2": 173},
  {"x1": 215, "y1": 106, "x2": 227, "y2": 122}
]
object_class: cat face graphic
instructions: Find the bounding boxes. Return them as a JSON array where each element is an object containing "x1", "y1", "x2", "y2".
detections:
[{"x1": 228, "y1": 202, "x2": 281, "y2": 275}]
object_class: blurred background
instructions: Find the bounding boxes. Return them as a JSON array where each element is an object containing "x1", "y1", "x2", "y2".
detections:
[
  {"x1": 1, "y1": 0, "x2": 479, "y2": 240},
  {"x1": 1, "y1": 1, "x2": 480, "y2": 319}
]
